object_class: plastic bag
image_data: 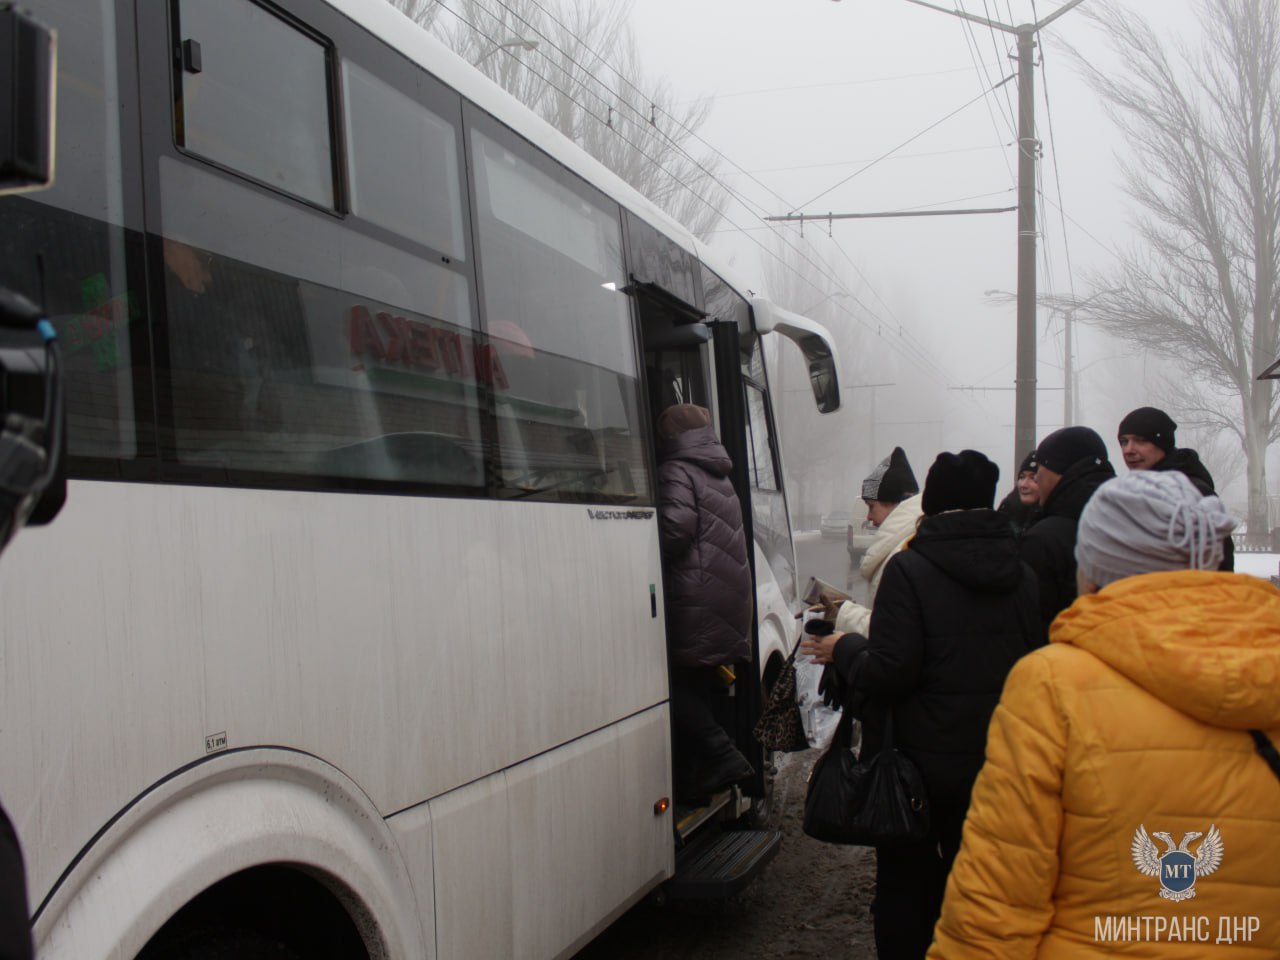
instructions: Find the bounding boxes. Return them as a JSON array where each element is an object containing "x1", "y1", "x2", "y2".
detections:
[{"x1": 795, "y1": 610, "x2": 846, "y2": 750}]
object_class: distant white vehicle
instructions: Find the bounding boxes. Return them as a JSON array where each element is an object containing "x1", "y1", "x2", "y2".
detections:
[
  {"x1": 848, "y1": 518, "x2": 878, "y2": 559},
  {"x1": 820, "y1": 510, "x2": 852, "y2": 539}
]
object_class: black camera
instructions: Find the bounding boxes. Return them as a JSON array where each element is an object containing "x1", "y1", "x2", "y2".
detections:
[{"x1": 0, "y1": 5, "x2": 63, "y2": 554}]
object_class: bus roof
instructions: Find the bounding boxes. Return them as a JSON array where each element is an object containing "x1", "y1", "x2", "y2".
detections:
[{"x1": 332, "y1": 0, "x2": 716, "y2": 274}]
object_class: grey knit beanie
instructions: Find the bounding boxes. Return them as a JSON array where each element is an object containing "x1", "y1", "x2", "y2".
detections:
[{"x1": 1075, "y1": 471, "x2": 1237, "y2": 588}]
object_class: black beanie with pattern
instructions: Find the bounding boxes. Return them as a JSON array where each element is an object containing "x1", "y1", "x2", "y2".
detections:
[{"x1": 862, "y1": 447, "x2": 919, "y2": 503}]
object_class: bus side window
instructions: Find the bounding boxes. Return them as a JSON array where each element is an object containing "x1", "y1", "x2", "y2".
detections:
[
  {"x1": 469, "y1": 122, "x2": 649, "y2": 504},
  {"x1": 173, "y1": 0, "x2": 336, "y2": 209}
]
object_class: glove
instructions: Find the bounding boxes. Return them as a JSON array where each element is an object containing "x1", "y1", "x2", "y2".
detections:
[{"x1": 818, "y1": 663, "x2": 845, "y2": 708}]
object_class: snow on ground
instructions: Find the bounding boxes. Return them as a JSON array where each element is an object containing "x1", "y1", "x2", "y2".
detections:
[{"x1": 1234, "y1": 552, "x2": 1279, "y2": 583}]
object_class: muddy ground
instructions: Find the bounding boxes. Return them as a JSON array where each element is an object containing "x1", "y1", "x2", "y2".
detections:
[{"x1": 574, "y1": 747, "x2": 879, "y2": 959}]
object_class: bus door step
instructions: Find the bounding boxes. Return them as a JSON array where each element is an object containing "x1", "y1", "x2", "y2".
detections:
[
  {"x1": 673, "y1": 789, "x2": 733, "y2": 841},
  {"x1": 666, "y1": 828, "x2": 781, "y2": 900}
]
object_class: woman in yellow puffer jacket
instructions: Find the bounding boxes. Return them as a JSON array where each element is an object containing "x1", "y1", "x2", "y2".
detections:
[{"x1": 928, "y1": 470, "x2": 1280, "y2": 959}]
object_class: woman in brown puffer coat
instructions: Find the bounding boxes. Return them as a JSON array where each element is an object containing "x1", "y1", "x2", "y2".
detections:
[{"x1": 657, "y1": 404, "x2": 754, "y2": 802}]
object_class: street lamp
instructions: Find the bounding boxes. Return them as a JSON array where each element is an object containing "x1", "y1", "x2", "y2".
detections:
[
  {"x1": 834, "y1": 0, "x2": 1087, "y2": 466},
  {"x1": 475, "y1": 38, "x2": 538, "y2": 63}
]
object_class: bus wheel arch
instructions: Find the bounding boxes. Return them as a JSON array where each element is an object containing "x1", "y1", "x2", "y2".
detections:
[
  {"x1": 34, "y1": 749, "x2": 428, "y2": 960},
  {"x1": 135, "y1": 864, "x2": 365, "y2": 960}
]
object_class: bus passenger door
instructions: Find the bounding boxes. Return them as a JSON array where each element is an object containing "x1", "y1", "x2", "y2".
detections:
[{"x1": 705, "y1": 318, "x2": 768, "y2": 800}]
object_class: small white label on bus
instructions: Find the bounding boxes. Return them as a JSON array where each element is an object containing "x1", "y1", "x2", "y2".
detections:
[{"x1": 204, "y1": 731, "x2": 228, "y2": 755}]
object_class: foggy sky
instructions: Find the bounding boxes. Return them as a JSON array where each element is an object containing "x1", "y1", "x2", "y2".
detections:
[{"x1": 625, "y1": 0, "x2": 1239, "y2": 519}]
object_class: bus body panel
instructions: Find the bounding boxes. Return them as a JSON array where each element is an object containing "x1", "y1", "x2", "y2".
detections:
[
  {"x1": 33, "y1": 748, "x2": 428, "y2": 959},
  {"x1": 390, "y1": 706, "x2": 670, "y2": 960},
  {"x1": 2, "y1": 480, "x2": 667, "y2": 916},
  {"x1": 0, "y1": 0, "x2": 838, "y2": 953}
]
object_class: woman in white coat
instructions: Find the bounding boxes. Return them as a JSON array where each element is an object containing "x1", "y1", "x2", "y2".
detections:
[{"x1": 829, "y1": 446, "x2": 922, "y2": 636}]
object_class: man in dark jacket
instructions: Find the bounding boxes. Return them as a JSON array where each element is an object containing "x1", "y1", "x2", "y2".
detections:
[
  {"x1": 1020, "y1": 426, "x2": 1115, "y2": 632},
  {"x1": 1117, "y1": 405, "x2": 1234, "y2": 570},
  {"x1": 809, "y1": 450, "x2": 1040, "y2": 960},
  {"x1": 656, "y1": 404, "x2": 755, "y2": 802}
]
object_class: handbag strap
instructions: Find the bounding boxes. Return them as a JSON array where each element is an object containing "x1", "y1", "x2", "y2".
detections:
[
  {"x1": 878, "y1": 709, "x2": 897, "y2": 755},
  {"x1": 783, "y1": 630, "x2": 805, "y2": 665},
  {"x1": 1251, "y1": 729, "x2": 1280, "y2": 783},
  {"x1": 831, "y1": 703, "x2": 857, "y2": 749}
]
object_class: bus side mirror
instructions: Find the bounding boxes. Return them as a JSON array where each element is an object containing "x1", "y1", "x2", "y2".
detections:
[
  {"x1": 0, "y1": 5, "x2": 55, "y2": 194},
  {"x1": 808, "y1": 353, "x2": 840, "y2": 414}
]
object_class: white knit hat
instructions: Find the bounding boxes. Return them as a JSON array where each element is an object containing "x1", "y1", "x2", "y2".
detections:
[{"x1": 1075, "y1": 471, "x2": 1237, "y2": 588}]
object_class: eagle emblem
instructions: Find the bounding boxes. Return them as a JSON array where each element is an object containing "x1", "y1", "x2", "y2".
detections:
[{"x1": 1131, "y1": 824, "x2": 1223, "y2": 901}]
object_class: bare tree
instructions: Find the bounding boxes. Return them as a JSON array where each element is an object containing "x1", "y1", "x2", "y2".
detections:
[
  {"x1": 389, "y1": 0, "x2": 440, "y2": 28},
  {"x1": 1063, "y1": 0, "x2": 1279, "y2": 536},
  {"x1": 385, "y1": 0, "x2": 727, "y2": 240}
]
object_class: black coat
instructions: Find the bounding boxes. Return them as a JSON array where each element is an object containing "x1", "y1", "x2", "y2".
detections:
[
  {"x1": 1153, "y1": 447, "x2": 1234, "y2": 571},
  {"x1": 1019, "y1": 455, "x2": 1115, "y2": 630},
  {"x1": 996, "y1": 488, "x2": 1040, "y2": 537},
  {"x1": 844, "y1": 509, "x2": 1041, "y2": 818},
  {"x1": 658, "y1": 425, "x2": 753, "y2": 668}
]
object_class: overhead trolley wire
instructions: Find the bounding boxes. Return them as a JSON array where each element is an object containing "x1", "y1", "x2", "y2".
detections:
[
  {"x1": 436, "y1": 0, "x2": 967, "y2": 386},
  {"x1": 683, "y1": 66, "x2": 977, "y2": 102},
  {"x1": 1032, "y1": 0, "x2": 1078, "y2": 300},
  {"x1": 781, "y1": 229, "x2": 960, "y2": 388},
  {"x1": 736, "y1": 143, "x2": 1008, "y2": 176},
  {"x1": 952, "y1": 2, "x2": 1016, "y2": 188},
  {"x1": 499, "y1": 0, "x2": 805, "y2": 221},
  {"x1": 475, "y1": 0, "x2": 793, "y2": 224},
  {"x1": 978, "y1": 0, "x2": 1020, "y2": 130},
  {"x1": 790, "y1": 73, "x2": 1015, "y2": 213}
]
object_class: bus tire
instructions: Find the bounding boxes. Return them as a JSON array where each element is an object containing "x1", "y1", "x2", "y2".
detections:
[{"x1": 140, "y1": 929, "x2": 303, "y2": 960}]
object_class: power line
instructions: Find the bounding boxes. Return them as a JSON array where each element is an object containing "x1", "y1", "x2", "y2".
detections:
[
  {"x1": 791, "y1": 73, "x2": 1016, "y2": 213},
  {"x1": 470, "y1": 0, "x2": 966, "y2": 386},
  {"x1": 959, "y1": 0, "x2": 1018, "y2": 139},
  {"x1": 1032, "y1": 0, "x2": 1078, "y2": 301},
  {"x1": 730, "y1": 143, "x2": 1008, "y2": 176},
  {"x1": 976, "y1": 0, "x2": 1020, "y2": 129},
  {"x1": 485, "y1": 0, "x2": 801, "y2": 222},
  {"x1": 432, "y1": 0, "x2": 752, "y2": 226},
  {"x1": 901, "y1": 187, "x2": 1015, "y2": 211},
  {"x1": 434, "y1": 0, "x2": 966, "y2": 385},
  {"x1": 960, "y1": 21, "x2": 1020, "y2": 176},
  {"x1": 1040, "y1": 193, "x2": 1115, "y2": 255},
  {"x1": 679, "y1": 66, "x2": 976, "y2": 102}
]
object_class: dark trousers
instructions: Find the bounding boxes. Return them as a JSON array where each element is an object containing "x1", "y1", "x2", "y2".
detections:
[
  {"x1": 871, "y1": 804, "x2": 965, "y2": 960},
  {"x1": 0, "y1": 804, "x2": 32, "y2": 960},
  {"x1": 669, "y1": 667, "x2": 738, "y2": 794}
]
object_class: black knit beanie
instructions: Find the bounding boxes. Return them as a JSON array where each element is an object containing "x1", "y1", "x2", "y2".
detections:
[
  {"x1": 1117, "y1": 406, "x2": 1177, "y2": 454},
  {"x1": 862, "y1": 447, "x2": 919, "y2": 503},
  {"x1": 1018, "y1": 450, "x2": 1038, "y2": 475},
  {"x1": 922, "y1": 450, "x2": 1000, "y2": 516},
  {"x1": 1034, "y1": 426, "x2": 1108, "y2": 475}
]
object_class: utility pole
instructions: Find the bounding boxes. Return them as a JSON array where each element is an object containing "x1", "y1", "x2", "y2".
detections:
[
  {"x1": 1014, "y1": 23, "x2": 1038, "y2": 460},
  {"x1": 1063, "y1": 306, "x2": 1073, "y2": 427},
  {"x1": 827, "y1": 0, "x2": 1087, "y2": 476}
]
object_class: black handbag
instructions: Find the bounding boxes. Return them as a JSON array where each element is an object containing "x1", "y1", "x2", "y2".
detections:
[
  {"x1": 803, "y1": 709, "x2": 930, "y2": 847},
  {"x1": 752, "y1": 638, "x2": 809, "y2": 752},
  {"x1": 1251, "y1": 729, "x2": 1280, "y2": 784}
]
